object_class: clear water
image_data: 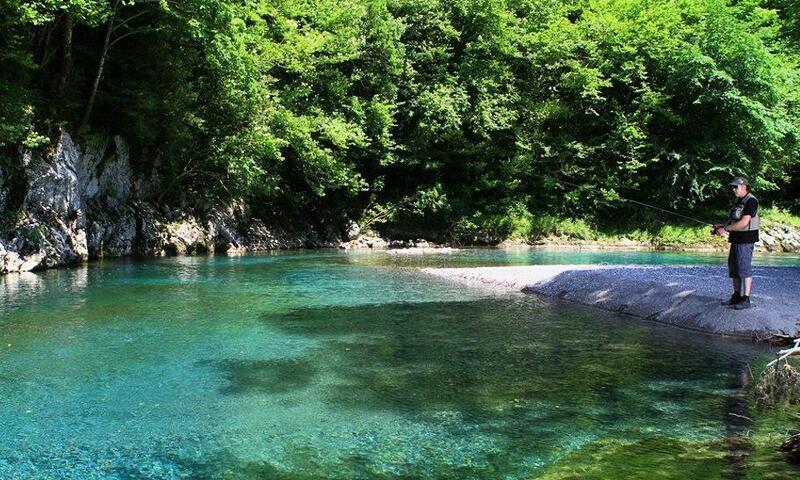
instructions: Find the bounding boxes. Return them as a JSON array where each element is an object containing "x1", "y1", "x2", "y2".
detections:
[
  {"x1": 345, "y1": 247, "x2": 800, "y2": 268},
  {"x1": 0, "y1": 250, "x2": 797, "y2": 479}
]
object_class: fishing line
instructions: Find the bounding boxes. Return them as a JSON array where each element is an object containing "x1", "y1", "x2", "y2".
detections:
[{"x1": 554, "y1": 177, "x2": 714, "y2": 226}]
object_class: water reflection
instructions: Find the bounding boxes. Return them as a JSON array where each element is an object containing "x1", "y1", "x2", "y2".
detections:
[{"x1": 0, "y1": 272, "x2": 43, "y2": 314}]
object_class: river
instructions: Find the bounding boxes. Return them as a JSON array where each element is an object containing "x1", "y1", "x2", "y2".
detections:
[{"x1": 1, "y1": 249, "x2": 798, "y2": 478}]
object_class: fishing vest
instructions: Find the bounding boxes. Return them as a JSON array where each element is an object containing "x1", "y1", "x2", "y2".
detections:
[{"x1": 726, "y1": 193, "x2": 759, "y2": 231}]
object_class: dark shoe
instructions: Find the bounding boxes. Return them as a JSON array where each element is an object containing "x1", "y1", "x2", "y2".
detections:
[
  {"x1": 734, "y1": 296, "x2": 752, "y2": 310},
  {"x1": 721, "y1": 292, "x2": 741, "y2": 306}
]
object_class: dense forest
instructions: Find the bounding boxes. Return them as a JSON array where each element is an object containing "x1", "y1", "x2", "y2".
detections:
[{"x1": 1, "y1": 0, "x2": 799, "y2": 239}]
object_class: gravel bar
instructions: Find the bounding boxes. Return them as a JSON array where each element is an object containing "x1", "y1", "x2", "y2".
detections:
[{"x1": 421, "y1": 265, "x2": 800, "y2": 338}]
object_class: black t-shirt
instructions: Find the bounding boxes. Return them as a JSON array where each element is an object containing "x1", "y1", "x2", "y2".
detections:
[{"x1": 728, "y1": 196, "x2": 758, "y2": 244}]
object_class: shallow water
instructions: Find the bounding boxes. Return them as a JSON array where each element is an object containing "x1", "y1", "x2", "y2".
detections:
[{"x1": 0, "y1": 250, "x2": 797, "y2": 479}]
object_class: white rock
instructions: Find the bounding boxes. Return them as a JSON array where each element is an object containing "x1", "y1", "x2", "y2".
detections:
[{"x1": 344, "y1": 220, "x2": 360, "y2": 241}]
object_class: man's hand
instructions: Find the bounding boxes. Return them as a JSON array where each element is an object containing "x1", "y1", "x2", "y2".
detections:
[
  {"x1": 715, "y1": 226, "x2": 727, "y2": 236},
  {"x1": 711, "y1": 224, "x2": 723, "y2": 236}
]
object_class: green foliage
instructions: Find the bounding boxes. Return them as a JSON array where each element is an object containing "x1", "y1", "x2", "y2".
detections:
[
  {"x1": 453, "y1": 207, "x2": 600, "y2": 243},
  {"x1": 0, "y1": 0, "x2": 799, "y2": 237},
  {"x1": 360, "y1": 184, "x2": 447, "y2": 232},
  {"x1": 454, "y1": 203, "x2": 535, "y2": 242},
  {"x1": 0, "y1": 1, "x2": 37, "y2": 154},
  {"x1": 760, "y1": 206, "x2": 800, "y2": 228},
  {"x1": 651, "y1": 224, "x2": 714, "y2": 246}
]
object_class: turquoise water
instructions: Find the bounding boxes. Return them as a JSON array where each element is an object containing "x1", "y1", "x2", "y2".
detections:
[
  {"x1": 0, "y1": 250, "x2": 797, "y2": 479},
  {"x1": 346, "y1": 247, "x2": 800, "y2": 268}
]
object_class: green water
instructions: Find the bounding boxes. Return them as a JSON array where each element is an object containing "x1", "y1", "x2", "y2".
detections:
[{"x1": 0, "y1": 250, "x2": 797, "y2": 479}]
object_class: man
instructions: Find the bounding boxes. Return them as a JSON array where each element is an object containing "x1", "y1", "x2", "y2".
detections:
[{"x1": 713, "y1": 177, "x2": 759, "y2": 310}]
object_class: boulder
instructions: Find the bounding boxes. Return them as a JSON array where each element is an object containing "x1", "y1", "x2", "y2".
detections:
[
  {"x1": 163, "y1": 217, "x2": 210, "y2": 255},
  {"x1": 344, "y1": 220, "x2": 361, "y2": 241},
  {"x1": 759, "y1": 231, "x2": 777, "y2": 252},
  {"x1": 207, "y1": 200, "x2": 249, "y2": 253}
]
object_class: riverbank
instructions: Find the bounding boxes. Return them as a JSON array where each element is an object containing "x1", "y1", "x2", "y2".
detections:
[
  {"x1": 422, "y1": 265, "x2": 800, "y2": 338},
  {"x1": 3, "y1": 131, "x2": 800, "y2": 275}
]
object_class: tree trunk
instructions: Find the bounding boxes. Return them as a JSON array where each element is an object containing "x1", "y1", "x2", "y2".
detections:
[
  {"x1": 57, "y1": 14, "x2": 73, "y2": 98},
  {"x1": 81, "y1": 1, "x2": 119, "y2": 128}
]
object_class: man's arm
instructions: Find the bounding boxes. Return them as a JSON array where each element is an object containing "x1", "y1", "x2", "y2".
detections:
[
  {"x1": 724, "y1": 215, "x2": 752, "y2": 232},
  {"x1": 726, "y1": 198, "x2": 757, "y2": 232}
]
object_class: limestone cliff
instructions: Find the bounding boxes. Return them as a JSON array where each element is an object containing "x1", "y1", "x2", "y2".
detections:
[{"x1": 0, "y1": 130, "x2": 339, "y2": 274}]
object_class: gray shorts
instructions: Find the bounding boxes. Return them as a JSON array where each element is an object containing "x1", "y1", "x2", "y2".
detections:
[{"x1": 728, "y1": 243, "x2": 754, "y2": 278}]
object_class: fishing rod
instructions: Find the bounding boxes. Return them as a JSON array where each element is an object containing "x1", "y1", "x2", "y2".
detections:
[{"x1": 554, "y1": 177, "x2": 714, "y2": 226}]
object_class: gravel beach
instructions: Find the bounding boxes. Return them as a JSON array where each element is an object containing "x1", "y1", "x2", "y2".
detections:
[{"x1": 421, "y1": 265, "x2": 800, "y2": 338}]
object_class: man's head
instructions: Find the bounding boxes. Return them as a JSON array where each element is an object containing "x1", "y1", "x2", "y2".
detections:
[{"x1": 728, "y1": 177, "x2": 750, "y2": 198}]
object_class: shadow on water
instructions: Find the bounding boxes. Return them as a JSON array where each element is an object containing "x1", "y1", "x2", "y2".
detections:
[
  {"x1": 189, "y1": 297, "x2": 773, "y2": 478},
  {"x1": 257, "y1": 298, "x2": 757, "y2": 416},
  {"x1": 212, "y1": 358, "x2": 317, "y2": 395}
]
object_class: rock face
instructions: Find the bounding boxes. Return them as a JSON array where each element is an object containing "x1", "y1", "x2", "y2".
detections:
[
  {"x1": 0, "y1": 130, "x2": 352, "y2": 275},
  {"x1": 759, "y1": 224, "x2": 800, "y2": 253}
]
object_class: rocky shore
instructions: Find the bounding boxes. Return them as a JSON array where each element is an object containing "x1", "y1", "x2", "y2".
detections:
[
  {"x1": 422, "y1": 265, "x2": 800, "y2": 338},
  {"x1": 0, "y1": 131, "x2": 356, "y2": 274}
]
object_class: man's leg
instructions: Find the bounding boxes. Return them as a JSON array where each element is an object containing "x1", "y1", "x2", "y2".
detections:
[
  {"x1": 732, "y1": 277, "x2": 741, "y2": 294},
  {"x1": 728, "y1": 244, "x2": 741, "y2": 294},
  {"x1": 740, "y1": 243, "x2": 754, "y2": 297},
  {"x1": 734, "y1": 244, "x2": 755, "y2": 309},
  {"x1": 723, "y1": 244, "x2": 743, "y2": 305}
]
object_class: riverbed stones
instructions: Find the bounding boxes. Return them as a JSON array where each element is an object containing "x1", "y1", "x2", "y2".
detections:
[{"x1": 338, "y1": 235, "x2": 389, "y2": 249}]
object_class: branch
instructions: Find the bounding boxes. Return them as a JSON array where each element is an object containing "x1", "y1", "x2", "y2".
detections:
[
  {"x1": 767, "y1": 338, "x2": 800, "y2": 367},
  {"x1": 111, "y1": 10, "x2": 150, "y2": 33},
  {"x1": 727, "y1": 412, "x2": 753, "y2": 423},
  {"x1": 109, "y1": 30, "x2": 142, "y2": 49},
  {"x1": 360, "y1": 200, "x2": 408, "y2": 230}
]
